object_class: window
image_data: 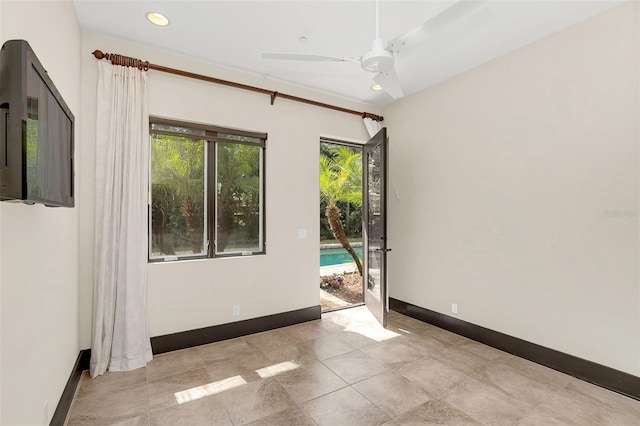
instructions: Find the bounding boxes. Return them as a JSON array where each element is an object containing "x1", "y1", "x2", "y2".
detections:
[{"x1": 149, "y1": 117, "x2": 265, "y2": 261}]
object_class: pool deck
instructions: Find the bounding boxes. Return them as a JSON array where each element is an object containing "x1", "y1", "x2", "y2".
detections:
[
  {"x1": 319, "y1": 289, "x2": 351, "y2": 311},
  {"x1": 319, "y1": 262, "x2": 357, "y2": 276}
]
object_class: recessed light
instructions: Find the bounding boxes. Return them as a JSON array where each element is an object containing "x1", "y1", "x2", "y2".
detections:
[
  {"x1": 299, "y1": 36, "x2": 308, "y2": 43},
  {"x1": 371, "y1": 84, "x2": 383, "y2": 91},
  {"x1": 147, "y1": 12, "x2": 170, "y2": 26}
]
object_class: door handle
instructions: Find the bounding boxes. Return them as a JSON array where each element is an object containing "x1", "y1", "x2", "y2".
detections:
[{"x1": 375, "y1": 248, "x2": 392, "y2": 253}]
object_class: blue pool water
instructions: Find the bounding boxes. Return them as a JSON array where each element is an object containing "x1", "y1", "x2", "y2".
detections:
[{"x1": 320, "y1": 247, "x2": 363, "y2": 267}]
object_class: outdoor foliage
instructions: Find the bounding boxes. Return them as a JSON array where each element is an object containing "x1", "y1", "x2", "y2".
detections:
[
  {"x1": 151, "y1": 133, "x2": 205, "y2": 256},
  {"x1": 216, "y1": 142, "x2": 261, "y2": 253}
]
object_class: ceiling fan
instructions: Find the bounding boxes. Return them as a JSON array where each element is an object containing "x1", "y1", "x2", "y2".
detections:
[{"x1": 262, "y1": 0, "x2": 486, "y2": 99}]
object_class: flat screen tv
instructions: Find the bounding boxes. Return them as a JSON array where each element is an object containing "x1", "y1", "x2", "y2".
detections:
[{"x1": 0, "y1": 39, "x2": 74, "y2": 207}]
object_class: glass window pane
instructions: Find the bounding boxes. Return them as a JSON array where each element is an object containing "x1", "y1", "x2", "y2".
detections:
[
  {"x1": 151, "y1": 123, "x2": 205, "y2": 138},
  {"x1": 216, "y1": 142, "x2": 262, "y2": 254},
  {"x1": 150, "y1": 133, "x2": 206, "y2": 258},
  {"x1": 216, "y1": 132, "x2": 261, "y2": 144}
]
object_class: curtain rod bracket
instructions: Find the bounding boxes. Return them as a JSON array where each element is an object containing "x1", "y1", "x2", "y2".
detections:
[{"x1": 270, "y1": 91, "x2": 278, "y2": 105}]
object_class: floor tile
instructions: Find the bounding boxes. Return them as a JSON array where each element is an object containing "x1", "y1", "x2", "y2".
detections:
[
  {"x1": 71, "y1": 414, "x2": 150, "y2": 426},
  {"x1": 297, "y1": 333, "x2": 355, "y2": 360},
  {"x1": 502, "y1": 356, "x2": 573, "y2": 389},
  {"x1": 397, "y1": 357, "x2": 466, "y2": 397},
  {"x1": 388, "y1": 314, "x2": 433, "y2": 332},
  {"x1": 322, "y1": 349, "x2": 388, "y2": 384},
  {"x1": 428, "y1": 345, "x2": 492, "y2": 379},
  {"x1": 146, "y1": 348, "x2": 206, "y2": 381},
  {"x1": 205, "y1": 353, "x2": 265, "y2": 383},
  {"x1": 318, "y1": 315, "x2": 347, "y2": 333},
  {"x1": 244, "y1": 329, "x2": 321, "y2": 368},
  {"x1": 441, "y1": 376, "x2": 535, "y2": 426},
  {"x1": 147, "y1": 368, "x2": 213, "y2": 411},
  {"x1": 76, "y1": 368, "x2": 146, "y2": 399},
  {"x1": 457, "y1": 341, "x2": 513, "y2": 361},
  {"x1": 387, "y1": 319, "x2": 434, "y2": 336},
  {"x1": 564, "y1": 378, "x2": 640, "y2": 415},
  {"x1": 399, "y1": 332, "x2": 451, "y2": 356},
  {"x1": 275, "y1": 360, "x2": 348, "y2": 403},
  {"x1": 303, "y1": 386, "x2": 390, "y2": 426},
  {"x1": 285, "y1": 320, "x2": 332, "y2": 342},
  {"x1": 353, "y1": 370, "x2": 431, "y2": 418},
  {"x1": 334, "y1": 328, "x2": 389, "y2": 349},
  {"x1": 243, "y1": 329, "x2": 292, "y2": 354},
  {"x1": 149, "y1": 394, "x2": 232, "y2": 426},
  {"x1": 67, "y1": 384, "x2": 149, "y2": 425},
  {"x1": 246, "y1": 406, "x2": 315, "y2": 425},
  {"x1": 418, "y1": 326, "x2": 471, "y2": 346},
  {"x1": 475, "y1": 362, "x2": 562, "y2": 405},
  {"x1": 67, "y1": 307, "x2": 640, "y2": 426},
  {"x1": 516, "y1": 383, "x2": 640, "y2": 426},
  {"x1": 220, "y1": 378, "x2": 296, "y2": 425},
  {"x1": 253, "y1": 340, "x2": 320, "y2": 369},
  {"x1": 197, "y1": 337, "x2": 257, "y2": 364},
  {"x1": 362, "y1": 339, "x2": 424, "y2": 369},
  {"x1": 394, "y1": 399, "x2": 481, "y2": 425},
  {"x1": 200, "y1": 339, "x2": 266, "y2": 383}
]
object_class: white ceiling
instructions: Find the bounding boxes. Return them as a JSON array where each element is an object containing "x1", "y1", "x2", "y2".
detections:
[{"x1": 73, "y1": 0, "x2": 623, "y2": 107}]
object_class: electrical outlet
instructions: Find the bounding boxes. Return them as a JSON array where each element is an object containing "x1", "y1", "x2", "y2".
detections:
[
  {"x1": 232, "y1": 305, "x2": 240, "y2": 316},
  {"x1": 43, "y1": 400, "x2": 48, "y2": 425},
  {"x1": 451, "y1": 303, "x2": 458, "y2": 314}
]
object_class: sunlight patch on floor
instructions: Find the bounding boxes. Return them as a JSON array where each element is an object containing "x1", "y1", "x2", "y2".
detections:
[
  {"x1": 342, "y1": 324, "x2": 401, "y2": 342},
  {"x1": 174, "y1": 360, "x2": 301, "y2": 404},
  {"x1": 256, "y1": 361, "x2": 300, "y2": 378},
  {"x1": 174, "y1": 375, "x2": 247, "y2": 404}
]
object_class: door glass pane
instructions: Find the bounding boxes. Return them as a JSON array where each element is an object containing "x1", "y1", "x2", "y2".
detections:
[
  {"x1": 367, "y1": 145, "x2": 383, "y2": 298},
  {"x1": 216, "y1": 142, "x2": 262, "y2": 254},
  {"x1": 150, "y1": 133, "x2": 206, "y2": 258}
]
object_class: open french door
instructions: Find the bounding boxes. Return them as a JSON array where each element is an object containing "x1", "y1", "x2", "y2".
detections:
[{"x1": 362, "y1": 128, "x2": 389, "y2": 327}]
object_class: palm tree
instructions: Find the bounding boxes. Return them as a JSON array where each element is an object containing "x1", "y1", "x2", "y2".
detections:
[{"x1": 320, "y1": 145, "x2": 363, "y2": 276}]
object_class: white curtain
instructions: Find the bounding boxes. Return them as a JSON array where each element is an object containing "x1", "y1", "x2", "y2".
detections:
[
  {"x1": 91, "y1": 61, "x2": 153, "y2": 378},
  {"x1": 363, "y1": 117, "x2": 382, "y2": 138}
]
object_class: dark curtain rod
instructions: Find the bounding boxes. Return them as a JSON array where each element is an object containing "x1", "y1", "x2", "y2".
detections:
[{"x1": 91, "y1": 50, "x2": 384, "y2": 122}]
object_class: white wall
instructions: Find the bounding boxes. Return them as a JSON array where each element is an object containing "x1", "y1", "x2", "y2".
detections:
[
  {"x1": 0, "y1": 1, "x2": 81, "y2": 424},
  {"x1": 79, "y1": 33, "x2": 375, "y2": 346},
  {"x1": 385, "y1": 1, "x2": 639, "y2": 376}
]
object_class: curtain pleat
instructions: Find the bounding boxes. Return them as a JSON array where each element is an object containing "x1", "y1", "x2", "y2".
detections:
[
  {"x1": 91, "y1": 61, "x2": 152, "y2": 378},
  {"x1": 363, "y1": 117, "x2": 382, "y2": 138}
]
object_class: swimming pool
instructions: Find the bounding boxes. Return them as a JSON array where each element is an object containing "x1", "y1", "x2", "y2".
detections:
[{"x1": 320, "y1": 246, "x2": 363, "y2": 267}]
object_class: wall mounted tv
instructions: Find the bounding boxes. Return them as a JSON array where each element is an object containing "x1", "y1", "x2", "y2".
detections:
[{"x1": 0, "y1": 39, "x2": 74, "y2": 207}]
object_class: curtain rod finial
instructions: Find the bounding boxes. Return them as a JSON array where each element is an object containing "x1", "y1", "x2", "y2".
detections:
[{"x1": 92, "y1": 50, "x2": 105, "y2": 60}]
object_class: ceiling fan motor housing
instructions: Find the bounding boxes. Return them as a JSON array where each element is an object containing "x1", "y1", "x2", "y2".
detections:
[{"x1": 361, "y1": 49, "x2": 394, "y2": 73}]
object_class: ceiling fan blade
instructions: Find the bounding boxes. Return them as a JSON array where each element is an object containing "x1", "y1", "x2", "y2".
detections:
[
  {"x1": 374, "y1": 69, "x2": 404, "y2": 99},
  {"x1": 262, "y1": 53, "x2": 358, "y2": 63},
  {"x1": 387, "y1": 1, "x2": 487, "y2": 55}
]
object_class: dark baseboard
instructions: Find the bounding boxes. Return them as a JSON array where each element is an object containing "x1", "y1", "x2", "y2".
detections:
[
  {"x1": 390, "y1": 298, "x2": 639, "y2": 401},
  {"x1": 50, "y1": 349, "x2": 91, "y2": 426},
  {"x1": 151, "y1": 305, "x2": 322, "y2": 354}
]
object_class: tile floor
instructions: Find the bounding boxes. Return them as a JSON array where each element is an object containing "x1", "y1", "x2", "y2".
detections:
[{"x1": 66, "y1": 307, "x2": 640, "y2": 425}]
